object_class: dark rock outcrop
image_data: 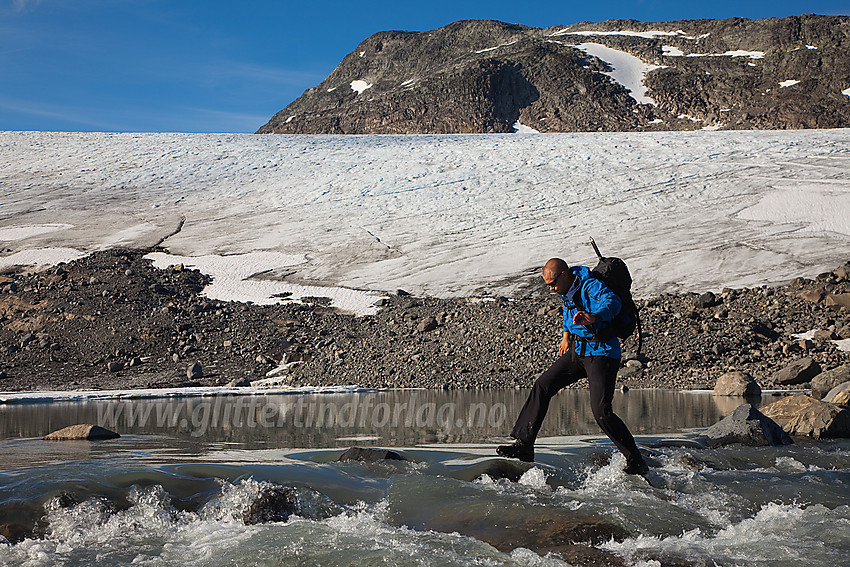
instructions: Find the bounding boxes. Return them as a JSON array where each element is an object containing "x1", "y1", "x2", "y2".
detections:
[{"x1": 258, "y1": 16, "x2": 850, "y2": 134}]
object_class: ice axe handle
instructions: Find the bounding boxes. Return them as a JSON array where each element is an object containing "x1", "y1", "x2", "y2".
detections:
[{"x1": 589, "y1": 237, "x2": 603, "y2": 260}]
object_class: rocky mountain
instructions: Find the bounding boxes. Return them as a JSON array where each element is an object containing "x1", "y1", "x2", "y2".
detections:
[{"x1": 257, "y1": 16, "x2": 850, "y2": 134}]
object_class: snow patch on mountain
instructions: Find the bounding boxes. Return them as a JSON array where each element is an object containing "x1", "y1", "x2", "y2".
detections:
[
  {"x1": 475, "y1": 41, "x2": 517, "y2": 54},
  {"x1": 662, "y1": 46, "x2": 685, "y2": 56},
  {"x1": 513, "y1": 121, "x2": 540, "y2": 134},
  {"x1": 350, "y1": 80, "x2": 372, "y2": 94},
  {"x1": 552, "y1": 29, "x2": 696, "y2": 40},
  {"x1": 573, "y1": 43, "x2": 663, "y2": 106}
]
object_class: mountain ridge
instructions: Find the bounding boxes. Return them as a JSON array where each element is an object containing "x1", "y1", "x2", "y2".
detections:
[{"x1": 257, "y1": 15, "x2": 850, "y2": 134}]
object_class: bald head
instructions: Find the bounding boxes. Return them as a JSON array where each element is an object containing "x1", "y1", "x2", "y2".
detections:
[
  {"x1": 543, "y1": 258, "x2": 568, "y2": 281},
  {"x1": 542, "y1": 258, "x2": 572, "y2": 294}
]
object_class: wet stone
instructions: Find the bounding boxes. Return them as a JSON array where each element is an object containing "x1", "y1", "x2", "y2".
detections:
[
  {"x1": 337, "y1": 447, "x2": 406, "y2": 462},
  {"x1": 43, "y1": 424, "x2": 120, "y2": 441},
  {"x1": 243, "y1": 485, "x2": 301, "y2": 525},
  {"x1": 760, "y1": 394, "x2": 850, "y2": 439},
  {"x1": 0, "y1": 523, "x2": 31, "y2": 544},
  {"x1": 704, "y1": 404, "x2": 792, "y2": 447}
]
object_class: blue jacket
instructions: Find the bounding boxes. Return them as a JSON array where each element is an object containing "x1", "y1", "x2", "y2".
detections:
[{"x1": 561, "y1": 266, "x2": 622, "y2": 359}]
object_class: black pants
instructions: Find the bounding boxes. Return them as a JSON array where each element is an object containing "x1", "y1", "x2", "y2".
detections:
[{"x1": 510, "y1": 354, "x2": 642, "y2": 463}]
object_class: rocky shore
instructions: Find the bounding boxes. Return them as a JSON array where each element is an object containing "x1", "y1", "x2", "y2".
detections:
[{"x1": 0, "y1": 248, "x2": 848, "y2": 393}]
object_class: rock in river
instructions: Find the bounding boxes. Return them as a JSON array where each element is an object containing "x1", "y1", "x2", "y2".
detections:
[
  {"x1": 337, "y1": 447, "x2": 406, "y2": 462},
  {"x1": 704, "y1": 404, "x2": 791, "y2": 447},
  {"x1": 43, "y1": 424, "x2": 120, "y2": 440},
  {"x1": 760, "y1": 394, "x2": 850, "y2": 439}
]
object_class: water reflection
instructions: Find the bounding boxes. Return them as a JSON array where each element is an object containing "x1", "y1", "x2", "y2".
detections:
[{"x1": 0, "y1": 389, "x2": 777, "y2": 449}]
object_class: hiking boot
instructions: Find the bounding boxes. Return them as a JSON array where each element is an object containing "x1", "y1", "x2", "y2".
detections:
[
  {"x1": 623, "y1": 458, "x2": 649, "y2": 475},
  {"x1": 496, "y1": 440, "x2": 534, "y2": 462}
]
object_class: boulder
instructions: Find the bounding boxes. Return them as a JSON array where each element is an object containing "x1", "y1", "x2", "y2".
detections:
[
  {"x1": 771, "y1": 357, "x2": 822, "y2": 385},
  {"x1": 825, "y1": 293, "x2": 850, "y2": 309},
  {"x1": 417, "y1": 316, "x2": 438, "y2": 333},
  {"x1": 617, "y1": 365, "x2": 642, "y2": 379},
  {"x1": 43, "y1": 424, "x2": 120, "y2": 440},
  {"x1": 338, "y1": 447, "x2": 406, "y2": 462},
  {"x1": 397, "y1": 487, "x2": 629, "y2": 565},
  {"x1": 832, "y1": 391, "x2": 850, "y2": 406},
  {"x1": 797, "y1": 290, "x2": 823, "y2": 304},
  {"x1": 760, "y1": 394, "x2": 850, "y2": 439},
  {"x1": 713, "y1": 371, "x2": 761, "y2": 397},
  {"x1": 478, "y1": 514, "x2": 630, "y2": 563},
  {"x1": 811, "y1": 363, "x2": 850, "y2": 399},
  {"x1": 695, "y1": 292, "x2": 717, "y2": 308},
  {"x1": 0, "y1": 523, "x2": 31, "y2": 544},
  {"x1": 823, "y1": 380, "x2": 850, "y2": 403},
  {"x1": 187, "y1": 362, "x2": 204, "y2": 379},
  {"x1": 704, "y1": 404, "x2": 792, "y2": 448}
]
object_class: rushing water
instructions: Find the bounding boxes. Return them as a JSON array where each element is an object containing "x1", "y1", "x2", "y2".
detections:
[{"x1": 1, "y1": 389, "x2": 848, "y2": 566}]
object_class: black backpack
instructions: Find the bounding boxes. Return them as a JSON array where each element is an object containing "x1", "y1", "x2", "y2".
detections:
[{"x1": 574, "y1": 238, "x2": 642, "y2": 354}]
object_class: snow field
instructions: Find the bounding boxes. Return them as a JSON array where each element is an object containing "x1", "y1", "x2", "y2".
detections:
[{"x1": 1, "y1": 130, "x2": 850, "y2": 307}]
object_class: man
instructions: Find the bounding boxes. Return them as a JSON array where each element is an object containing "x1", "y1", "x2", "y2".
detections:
[{"x1": 497, "y1": 257, "x2": 648, "y2": 474}]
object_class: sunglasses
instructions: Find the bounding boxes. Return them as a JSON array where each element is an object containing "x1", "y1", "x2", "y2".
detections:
[{"x1": 544, "y1": 271, "x2": 564, "y2": 289}]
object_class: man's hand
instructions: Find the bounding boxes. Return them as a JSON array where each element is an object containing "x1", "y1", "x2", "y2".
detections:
[
  {"x1": 572, "y1": 311, "x2": 597, "y2": 326},
  {"x1": 558, "y1": 332, "x2": 572, "y2": 356}
]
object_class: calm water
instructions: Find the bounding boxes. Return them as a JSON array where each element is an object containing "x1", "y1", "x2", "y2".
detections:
[{"x1": 1, "y1": 389, "x2": 848, "y2": 566}]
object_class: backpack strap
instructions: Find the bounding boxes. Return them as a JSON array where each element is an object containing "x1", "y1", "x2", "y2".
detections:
[
  {"x1": 569, "y1": 272, "x2": 596, "y2": 311},
  {"x1": 573, "y1": 275, "x2": 619, "y2": 344}
]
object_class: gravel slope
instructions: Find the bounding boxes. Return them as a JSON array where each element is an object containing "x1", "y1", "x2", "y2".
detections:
[{"x1": 0, "y1": 248, "x2": 848, "y2": 392}]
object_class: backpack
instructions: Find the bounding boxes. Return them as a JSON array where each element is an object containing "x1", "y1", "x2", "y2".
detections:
[{"x1": 574, "y1": 238, "x2": 643, "y2": 355}]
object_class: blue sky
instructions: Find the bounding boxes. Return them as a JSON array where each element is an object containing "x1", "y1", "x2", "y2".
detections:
[{"x1": 1, "y1": 0, "x2": 847, "y2": 133}]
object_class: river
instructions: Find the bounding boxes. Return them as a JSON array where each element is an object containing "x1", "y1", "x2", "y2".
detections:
[{"x1": 1, "y1": 389, "x2": 848, "y2": 566}]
